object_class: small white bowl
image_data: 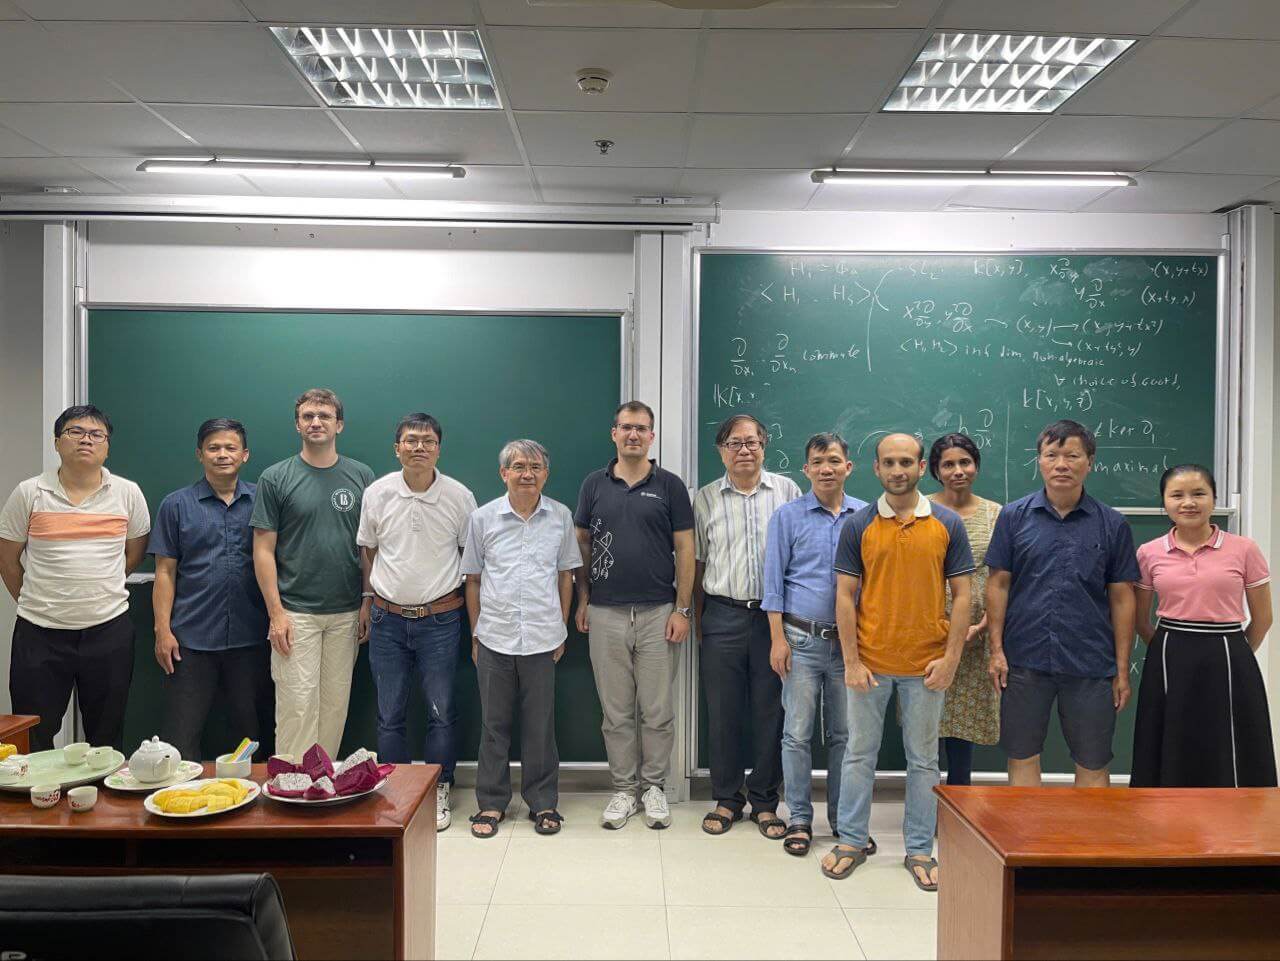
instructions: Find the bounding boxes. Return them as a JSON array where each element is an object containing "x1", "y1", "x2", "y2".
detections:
[
  {"x1": 62, "y1": 741, "x2": 90, "y2": 766},
  {"x1": 68, "y1": 785, "x2": 98, "y2": 812},
  {"x1": 30, "y1": 783, "x2": 61, "y2": 808},
  {"x1": 215, "y1": 754, "x2": 252, "y2": 779}
]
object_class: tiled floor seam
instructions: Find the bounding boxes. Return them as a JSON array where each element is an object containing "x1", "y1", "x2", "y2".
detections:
[{"x1": 840, "y1": 903, "x2": 868, "y2": 961}]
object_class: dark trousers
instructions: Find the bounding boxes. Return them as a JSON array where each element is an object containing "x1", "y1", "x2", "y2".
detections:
[
  {"x1": 475, "y1": 643, "x2": 559, "y2": 814},
  {"x1": 160, "y1": 644, "x2": 273, "y2": 761},
  {"x1": 941, "y1": 737, "x2": 974, "y2": 786},
  {"x1": 700, "y1": 597, "x2": 784, "y2": 814},
  {"x1": 9, "y1": 612, "x2": 134, "y2": 752}
]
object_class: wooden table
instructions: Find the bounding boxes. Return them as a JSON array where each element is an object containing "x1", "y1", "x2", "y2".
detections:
[
  {"x1": 0, "y1": 714, "x2": 39, "y2": 754},
  {"x1": 0, "y1": 761, "x2": 438, "y2": 961},
  {"x1": 936, "y1": 786, "x2": 1280, "y2": 960}
]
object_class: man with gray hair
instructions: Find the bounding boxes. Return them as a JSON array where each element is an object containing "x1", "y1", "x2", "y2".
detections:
[{"x1": 462, "y1": 439, "x2": 582, "y2": 838}]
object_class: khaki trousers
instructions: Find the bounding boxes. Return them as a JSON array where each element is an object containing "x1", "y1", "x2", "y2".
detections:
[
  {"x1": 271, "y1": 609, "x2": 359, "y2": 760},
  {"x1": 587, "y1": 602, "x2": 677, "y2": 793}
]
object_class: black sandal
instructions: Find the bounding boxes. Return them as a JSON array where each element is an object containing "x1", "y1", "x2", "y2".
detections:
[
  {"x1": 701, "y1": 808, "x2": 743, "y2": 836},
  {"x1": 468, "y1": 811, "x2": 506, "y2": 839},
  {"x1": 782, "y1": 823, "x2": 812, "y2": 857},
  {"x1": 529, "y1": 809, "x2": 564, "y2": 835},
  {"x1": 749, "y1": 810, "x2": 787, "y2": 840},
  {"x1": 820, "y1": 844, "x2": 867, "y2": 880},
  {"x1": 864, "y1": 835, "x2": 878, "y2": 857}
]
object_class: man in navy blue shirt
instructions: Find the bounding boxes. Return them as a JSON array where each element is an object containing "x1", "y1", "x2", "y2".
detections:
[
  {"x1": 149, "y1": 418, "x2": 270, "y2": 761},
  {"x1": 986, "y1": 420, "x2": 1139, "y2": 788}
]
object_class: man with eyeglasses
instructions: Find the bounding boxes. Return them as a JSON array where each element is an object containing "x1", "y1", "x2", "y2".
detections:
[
  {"x1": 356, "y1": 412, "x2": 476, "y2": 831},
  {"x1": 692, "y1": 414, "x2": 800, "y2": 839},
  {"x1": 0, "y1": 405, "x2": 151, "y2": 751},
  {"x1": 575, "y1": 400, "x2": 695, "y2": 830}
]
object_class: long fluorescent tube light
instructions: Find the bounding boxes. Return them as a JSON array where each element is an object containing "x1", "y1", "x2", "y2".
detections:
[
  {"x1": 138, "y1": 158, "x2": 465, "y2": 179},
  {"x1": 811, "y1": 169, "x2": 1134, "y2": 187}
]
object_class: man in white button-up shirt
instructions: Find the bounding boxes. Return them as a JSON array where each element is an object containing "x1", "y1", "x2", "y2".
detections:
[{"x1": 462, "y1": 439, "x2": 582, "y2": 838}]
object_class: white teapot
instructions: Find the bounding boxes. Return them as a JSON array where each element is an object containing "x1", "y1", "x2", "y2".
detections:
[{"x1": 129, "y1": 736, "x2": 181, "y2": 783}]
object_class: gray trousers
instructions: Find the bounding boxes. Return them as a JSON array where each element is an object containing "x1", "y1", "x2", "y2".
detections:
[
  {"x1": 475, "y1": 643, "x2": 559, "y2": 814},
  {"x1": 587, "y1": 602, "x2": 677, "y2": 794}
]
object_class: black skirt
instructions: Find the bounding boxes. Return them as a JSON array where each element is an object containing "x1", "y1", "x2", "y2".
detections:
[{"x1": 1131, "y1": 618, "x2": 1277, "y2": 788}]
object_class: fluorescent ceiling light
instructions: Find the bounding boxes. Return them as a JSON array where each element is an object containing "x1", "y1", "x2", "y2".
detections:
[
  {"x1": 811, "y1": 169, "x2": 1134, "y2": 187},
  {"x1": 138, "y1": 158, "x2": 465, "y2": 179},
  {"x1": 269, "y1": 26, "x2": 500, "y2": 109},
  {"x1": 884, "y1": 32, "x2": 1134, "y2": 113}
]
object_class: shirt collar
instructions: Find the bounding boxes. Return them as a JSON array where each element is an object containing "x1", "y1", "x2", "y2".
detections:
[
  {"x1": 395, "y1": 469, "x2": 443, "y2": 503},
  {"x1": 1164, "y1": 524, "x2": 1225, "y2": 553},
  {"x1": 195, "y1": 476, "x2": 251, "y2": 503},
  {"x1": 37, "y1": 466, "x2": 112, "y2": 498},
  {"x1": 803, "y1": 489, "x2": 859, "y2": 514},
  {"x1": 876, "y1": 492, "x2": 931, "y2": 519},
  {"x1": 718, "y1": 470, "x2": 776, "y2": 495},
  {"x1": 1030, "y1": 486, "x2": 1094, "y2": 517},
  {"x1": 498, "y1": 494, "x2": 549, "y2": 517},
  {"x1": 606, "y1": 457, "x2": 657, "y2": 487}
]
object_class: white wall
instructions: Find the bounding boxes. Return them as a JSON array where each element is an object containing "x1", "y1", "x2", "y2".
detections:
[{"x1": 0, "y1": 221, "x2": 46, "y2": 713}]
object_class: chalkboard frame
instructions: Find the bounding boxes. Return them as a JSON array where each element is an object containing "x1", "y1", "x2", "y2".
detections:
[{"x1": 687, "y1": 245, "x2": 1234, "y2": 780}]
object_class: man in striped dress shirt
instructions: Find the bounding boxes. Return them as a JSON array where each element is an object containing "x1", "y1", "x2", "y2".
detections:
[{"x1": 693, "y1": 414, "x2": 801, "y2": 838}]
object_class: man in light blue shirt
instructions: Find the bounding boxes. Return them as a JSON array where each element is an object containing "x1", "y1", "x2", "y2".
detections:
[
  {"x1": 462, "y1": 439, "x2": 582, "y2": 838},
  {"x1": 762, "y1": 432, "x2": 871, "y2": 858}
]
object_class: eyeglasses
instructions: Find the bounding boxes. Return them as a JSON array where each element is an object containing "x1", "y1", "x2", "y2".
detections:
[
  {"x1": 720, "y1": 439, "x2": 763, "y2": 452},
  {"x1": 61, "y1": 427, "x2": 109, "y2": 443},
  {"x1": 507, "y1": 462, "x2": 546, "y2": 474},
  {"x1": 614, "y1": 423, "x2": 652, "y2": 435},
  {"x1": 399, "y1": 438, "x2": 440, "y2": 450}
]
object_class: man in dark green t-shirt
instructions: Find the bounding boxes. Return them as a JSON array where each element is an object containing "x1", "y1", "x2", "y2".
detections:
[{"x1": 251, "y1": 388, "x2": 375, "y2": 759}]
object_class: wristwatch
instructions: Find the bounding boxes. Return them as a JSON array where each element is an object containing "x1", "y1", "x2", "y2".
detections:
[{"x1": 674, "y1": 606, "x2": 692, "y2": 619}]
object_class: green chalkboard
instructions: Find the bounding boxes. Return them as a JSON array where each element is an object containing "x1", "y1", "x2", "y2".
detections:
[
  {"x1": 696, "y1": 251, "x2": 1221, "y2": 777},
  {"x1": 88, "y1": 309, "x2": 621, "y2": 763}
]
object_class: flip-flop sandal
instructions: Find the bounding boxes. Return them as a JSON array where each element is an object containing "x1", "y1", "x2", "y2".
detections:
[
  {"x1": 529, "y1": 809, "x2": 564, "y2": 835},
  {"x1": 904, "y1": 855, "x2": 939, "y2": 892},
  {"x1": 749, "y1": 810, "x2": 787, "y2": 840},
  {"x1": 782, "y1": 823, "x2": 812, "y2": 857},
  {"x1": 701, "y1": 809, "x2": 743, "y2": 836},
  {"x1": 468, "y1": 811, "x2": 506, "y2": 839},
  {"x1": 820, "y1": 844, "x2": 867, "y2": 880},
  {"x1": 864, "y1": 835, "x2": 878, "y2": 857}
]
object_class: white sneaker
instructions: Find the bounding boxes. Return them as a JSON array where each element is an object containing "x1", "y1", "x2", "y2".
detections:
[
  {"x1": 601, "y1": 791, "x2": 638, "y2": 830},
  {"x1": 436, "y1": 782, "x2": 452, "y2": 832},
  {"x1": 641, "y1": 785, "x2": 671, "y2": 829}
]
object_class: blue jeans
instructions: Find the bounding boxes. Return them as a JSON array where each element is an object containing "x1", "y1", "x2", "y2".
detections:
[
  {"x1": 367, "y1": 605, "x2": 462, "y2": 783},
  {"x1": 780, "y1": 623, "x2": 847, "y2": 828},
  {"x1": 837, "y1": 674, "x2": 943, "y2": 856}
]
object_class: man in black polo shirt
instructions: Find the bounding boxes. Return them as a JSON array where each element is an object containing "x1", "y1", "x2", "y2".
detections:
[{"x1": 575, "y1": 400, "x2": 695, "y2": 830}]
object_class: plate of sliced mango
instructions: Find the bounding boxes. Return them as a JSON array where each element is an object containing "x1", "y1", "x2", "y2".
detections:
[{"x1": 144, "y1": 777, "x2": 259, "y2": 818}]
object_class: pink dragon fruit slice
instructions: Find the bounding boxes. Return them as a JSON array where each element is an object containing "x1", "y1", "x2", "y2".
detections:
[
  {"x1": 267, "y1": 755, "x2": 300, "y2": 778},
  {"x1": 301, "y1": 743, "x2": 334, "y2": 780},
  {"x1": 304, "y1": 776, "x2": 336, "y2": 800},
  {"x1": 376, "y1": 763, "x2": 395, "y2": 779},
  {"x1": 267, "y1": 771, "x2": 313, "y2": 798},
  {"x1": 333, "y1": 758, "x2": 383, "y2": 795},
  {"x1": 335, "y1": 747, "x2": 377, "y2": 777}
]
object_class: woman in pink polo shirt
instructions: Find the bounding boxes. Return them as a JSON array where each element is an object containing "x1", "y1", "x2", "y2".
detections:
[{"x1": 1132, "y1": 464, "x2": 1276, "y2": 787}]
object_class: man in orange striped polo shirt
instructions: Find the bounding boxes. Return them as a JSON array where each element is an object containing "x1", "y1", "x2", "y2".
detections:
[{"x1": 0, "y1": 405, "x2": 150, "y2": 752}]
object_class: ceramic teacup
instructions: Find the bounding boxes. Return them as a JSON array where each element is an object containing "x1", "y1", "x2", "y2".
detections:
[
  {"x1": 215, "y1": 753, "x2": 252, "y2": 779},
  {"x1": 30, "y1": 783, "x2": 61, "y2": 808},
  {"x1": 0, "y1": 756, "x2": 30, "y2": 784},
  {"x1": 86, "y1": 746, "x2": 114, "y2": 768},
  {"x1": 68, "y1": 785, "x2": 98, "y2": 812},
  {"x1": 62, "y1": 742, "x2": 90, "y2": 766}
]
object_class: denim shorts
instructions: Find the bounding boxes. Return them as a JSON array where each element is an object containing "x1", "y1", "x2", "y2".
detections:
[{"x1": 999, "y1": 665, "x2": 1116, "y2": 770}]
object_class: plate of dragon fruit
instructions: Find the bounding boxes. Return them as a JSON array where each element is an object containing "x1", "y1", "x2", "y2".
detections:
[{"x1": 262, "y1": 745, "x2": 393, "y2": 805}]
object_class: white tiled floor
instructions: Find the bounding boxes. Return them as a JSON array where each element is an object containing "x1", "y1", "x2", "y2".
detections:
[{"x1": 434, "y1": 789, "x2": 937, "y2": 960}]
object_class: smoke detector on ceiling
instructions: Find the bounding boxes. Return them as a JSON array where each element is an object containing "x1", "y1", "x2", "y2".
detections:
[{"x1": 576, "y1": 68, "x2": 612, "y2": 95}]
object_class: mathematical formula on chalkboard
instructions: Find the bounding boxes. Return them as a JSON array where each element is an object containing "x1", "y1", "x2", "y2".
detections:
[{"x1": 697, "y1": 252, "x2": 1219, "y2": 507}]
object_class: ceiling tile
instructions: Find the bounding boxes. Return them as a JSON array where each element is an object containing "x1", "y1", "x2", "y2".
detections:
[
  {"x1": 697, "y1": 30, "x2": 921, "y2": 113},
  {"x1": 1161, "y1": 0, "x2": 1280, "y2": 40},
  {"x1": 1152, "y1": 120, "x2": 1280, "y2": 175},
  {"x1": 479, "y1": 0, "x2": 702, "y2": 28},
  {"x1": 487, "y1": 28, "x2": 700, "y2": 112},
  {"x1": 516, "y1": 111, "x2": 687, "y2": 166},
  {"x1": 1062, "y1": 38, "x2": 1280, "y2": 118},
  {"x1": 703, "y1": 0, "x2": 943, "y2": 28},
  {"x1": 676, "y1": 168, "x2": 817, "y2": 210},
  {"x1": 1080, "y1": 172, "x2": 1277, "y2": 211},
  {"x1": 1003, "y1": 116, "x2": 1223, "y2": 168},
  {"x1": 42, "y1": 22, "x2": 316, "y2": 106},
  {"x1": 845, "y1": 113, "x2": 1043, "y2": 164},
  {"x1": 74, "y1": 156, "x2": 257, "y2": 194},
  {"x1": 945, "y1": 184, "x2": 1116, "y2": 212},
  {"x1": 938, "y1": 0, "x2": 1187, "y2": 34},
  {"x1": 0, "y1": 23, "x2": 126, "y2": 102},
  {"x1": 242, "y1": 1, "x2": 478, "y2": 22},
  {"x1": 533, "y1": 165, "x2": 683, "y2": 203},
  {"x1": 1248, "y1": 94, "x2": 1280, "y2": 120},
  {"x1": 0, "y1": 0, "x2": 26, "y2": 15},
  {"x1": 0, "y1": 103, "x2": 194, "y2": 156},
  {"x1": 332, "y1": 109, "x2": 522, "y2": 163},
  {"x1": 19, "y1": 0, "x2": 250, "y2": 18},
  {"x1": 151, "y1": 105, "x2": 357, "y2": 156},
  {"x1": 807, "y1": 182, "x2": 960, "y2": 211},
  {"x1": 0, "y1": 124, "x2": 52, "y2": 158},
  {"x1": 0, "y1": 157, "x2": 121, "y2": 193},
  {"x1": 686, "y1": 114, "x2": 864, "y2": 169},
  {"x1": 393, "y1": 165, "x2": 536, "y2": 203},
  {"x1": 1244, "y1": 178, "x2": 1280, "y2": 203}
]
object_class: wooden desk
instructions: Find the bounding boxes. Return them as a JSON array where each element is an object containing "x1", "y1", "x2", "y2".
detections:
[
  {"x1": 936, "y1": 786, "x2": 1280, "y2": 960},
  {"x1": 0, "y1": 714, "x2": 39, "y2": 754},
  {"x1": 0, "y1": 762, "x2": 438, "y2": 961}
]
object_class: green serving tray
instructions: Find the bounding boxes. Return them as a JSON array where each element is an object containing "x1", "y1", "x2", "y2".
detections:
[{"x1": 0, "y1": 748, "x2": 125, "y2": 792}]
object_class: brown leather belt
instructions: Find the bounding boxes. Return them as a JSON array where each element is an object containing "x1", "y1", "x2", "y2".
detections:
[
  {"x1": 782, "y1": 612, "x2": 839, "y2": 641},
  {"x1": 373, "y1": 588, "x2": 464, "y2": 619}
]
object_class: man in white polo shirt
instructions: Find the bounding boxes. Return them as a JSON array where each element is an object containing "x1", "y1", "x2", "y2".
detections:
[
  {"x1": 357, "y1": 412, "x2": 476, "y2": 831},
  {"x1": 0, "y1": 405, "x2": 150, "y2": 751}
]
